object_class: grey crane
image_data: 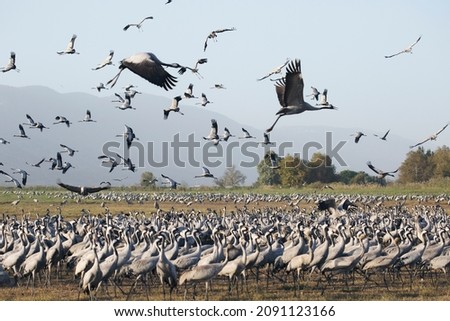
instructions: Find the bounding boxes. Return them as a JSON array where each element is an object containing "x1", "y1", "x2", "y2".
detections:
[
  {"x1": 179, "y1": 247, "x2": 230, "y2": 300},
  {"x1": 317, "y1": 198, "x2": 357, "y2": 219},
  {"x1": 172, "y1": 230, "x2": 202, "y2": 271},
  {"x1": 221, "y1": 127, "x2": 234, "y2": 142},
  {"x1": 316, "y1": 88, "x2": 336, "y2": 108},
  {"x1": 116, "y1": 125, "x2": 139, "y2": 149},
  {"x1": 1, "y1": 51, "x2": 19, "y2": 72},
  {"x1": 260, "y1": 132, "x2": 274, "y2": 146},
  {"x1": 239, "y1": 128, "x2": 256, "y2": 139},
  {"x1": 183, "y1": 83, "x2": 197, "y2": 99},
  {"x1": 195, "y1": 166, "x2": 217, "y2": 179},
  {"x1": 98, "y1": 154, "x2": 119, "y2": 173},
  {"x1": 203, "y1": 27, "x2": 236, "y2": 52},
  {"x1": 267, "y1": 151, "x2": 280, "y2": 169},
  {"x1": 56, "y1": 180, "x2": 111, "y2": 196},
  {"x1": 116, "y1": 154, "x2": 136, "y2": 172},
  {"x1": 196, "y1": 93, "x2": 212, "y2": 107},
  {"x1": 20, "y1": 234, "x2": 46, "y2": 292},
  {"x1": 203, "y1": 119, "x2": 219, "y2": 145},
  {"x1": 79, "y1": 110, "x2": 96, "y2": 122},
  {"x1": 385, "y1": 35, "x2": 422, "y2": 59},
  {"x1": 60, "y1": 144, "x2": 78, "y2": 157},
  {"x1": 0, "y1": 138, "x2": 10, "y2": 144},
  {"x1": 374, "y1": 129, "x2": 390, "y2": 141},
  {"x1": 126, "y1": 88, "x2": 141, "y2": 98},
  {"x1": 257, "y1": 58, "x2": 290, "y2": 81},
  {"x1": 156, "y1": 236, "x2": 178, "y2": 300},
  {"x1": 351, "y1": 131, "x2": 366, "y2": 143},
  {"x1": 57, "y1": 34, "x2": 79, "y2": 55},
  {"x1": 92, "y1": 83, "x2": 108, "y2": 92},
  {"x1": 23, "y1": 113, "x2": 48, "y2": 131},
  {"x1": 367, "y1": 161, "x2": 399, "y2": 179},
  {"x1": 113, "y1": 92, "x2": 135, "y2": 110},
  {"x1": 123, "y1": 16, "x2": 154, "y2": 31},
  {"x1": 106, "y1": 52, "x2": 185, "y2": 90},
  {"x1": 26, "y1": 157, "x2": 45, "y2": 168},
  {"x1": 11, "y1": 168, "x2": 29, "y2": 186},
  {"x1": 54, "y1": 116, "x2": 72, "y2": 127},
  {"x1": 178, "y1": 58, "x2": 208, "y2": 79},
  {"x1": 48, "y1": 152, "x2": 63, "y2": 170},
  {"x1": 266, "y1": 59, "x2": 337, "y2": 133},
  {"x1": 306, "y1": 86, "x2": 321, "y2": 101},
  {"x1": 211, "y1": 83, "x2": 226, "y2": 89},
  {"x1": 13, "y1": 124, "x2": 30, "y2": 139},
  {"x1": 409, "y1": 123, "x2": 449, "y2": 149},
  {"x1": 163, "y1": 96, "x2": 183, "y2": 119},
  {"x1": 78, "y1": 247, "x2": 101, "y2": 300},
  {"x1": 161, "y1": 174, "x2": 179, "y2": 189},
  {"x1": 92, "y1": 50, "x2": 114, "y2": 70},
  {"x1": 1, "y1": 230, "x2": 29, "y2": 279},
  {"x1": 218, "y1": 242, "x2": 247, "y2": 297}
]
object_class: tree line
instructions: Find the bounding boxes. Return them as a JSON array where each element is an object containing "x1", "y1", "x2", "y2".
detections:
[{"x1": 139, "y1": 145, "x2": 449, "y2": 188}]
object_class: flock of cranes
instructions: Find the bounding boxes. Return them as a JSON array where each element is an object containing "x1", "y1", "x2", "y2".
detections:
[
  {"x1": 0, "y1": 189, "x2": 449, "y2": 300},
  {"x1": 0, "y1": 3, "x2": 449, "y2": 303}
]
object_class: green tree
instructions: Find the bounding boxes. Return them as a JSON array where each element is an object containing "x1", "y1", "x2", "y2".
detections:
[
  {"x1": 431, "y1": 146, "x2": 450, "y2": 178},
  {"x1": 215, "y1": 165, "x2": 246, "y2": 187},
  {"x1": 279, "y1": 154, "x2": 307, "y2": 187},
  {"x1": 349, "y1": 171, "x2": 378, "y2": 185},
  {"x1": 398, "y1": 147, "x2": 434, "y2": 183},
  {"x1": 256, "y1": 152, "x2": 281, "y2": 186},
  {"x1": 338, "y1": 170, "x2": 359, "y2": 184},
  {"x1": 140, "y1": 171, "x2": 158, "y2": 187},
  {"x1": 305, "y1": 152, "x2": 337, "y2": 183}
]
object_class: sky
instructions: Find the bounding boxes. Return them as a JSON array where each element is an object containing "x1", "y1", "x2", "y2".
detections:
[{"x1": 0, "y1": 0, "x2": 449, "y2": 184}]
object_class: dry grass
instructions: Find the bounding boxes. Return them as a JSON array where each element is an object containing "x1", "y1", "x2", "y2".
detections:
[{"x1": 1, "y1": 265, "x2": 450, "y2": 301}]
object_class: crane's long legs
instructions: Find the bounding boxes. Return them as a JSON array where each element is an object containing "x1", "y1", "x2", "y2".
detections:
[{"x1": 266, "y1": 115, "x2": 283, "y2": 133}]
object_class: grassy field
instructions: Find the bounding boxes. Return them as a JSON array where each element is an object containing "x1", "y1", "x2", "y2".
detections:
[{"x1": 0, "y1": 184, "x2": 449, "y2": 301}]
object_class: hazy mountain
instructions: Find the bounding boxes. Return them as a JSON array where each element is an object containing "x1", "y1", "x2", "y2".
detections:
[{"x1": 0, "y1": 85, "x2": 420, "y2": 187}]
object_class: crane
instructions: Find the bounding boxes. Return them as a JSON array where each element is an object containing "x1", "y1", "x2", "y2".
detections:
[{"x1": 266, "y1": 59, "x2": 336, "y2": 132}]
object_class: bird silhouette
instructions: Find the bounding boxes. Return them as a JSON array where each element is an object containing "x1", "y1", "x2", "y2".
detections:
[
  {"x1": 107, "y1": 52, "x2": 186, "y2": 90},
  {"x1": 56, "y1": 180, "x2": 111, "y2": 195},
  {"x1": 385, "y1": 35, "x2": 422, "y2": 58},
  {"x1": 266, "y1": 59, "x2": 337, "y2": 132}
]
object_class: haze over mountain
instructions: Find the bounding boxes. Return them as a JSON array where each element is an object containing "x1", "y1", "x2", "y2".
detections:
[{"x1": 0, "y1": 85, "x2": 439, "y2": 187}]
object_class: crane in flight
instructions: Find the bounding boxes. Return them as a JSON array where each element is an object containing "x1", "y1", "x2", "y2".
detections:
[
  {"x1": 203, "y1": 119, "x2": 220, "y2": 145},
  {"x1": 367, "y1": 161, "x2": 399, "y2": 179},
  {"x1": 203, "y1": 27, "x2": 236, "y2": 52},
  {"x1": 178, "y1": 58, "x2": 208, "y2": 79},
  {"x1": 161, "y1": 174, "x2": 179, "y2": 189},
  {"x1": 374, "y1": 129, "x2": 390, "y2": 141},
  {"x1": 57, "y1": 180, "x2": 111, "y2": 196},
  {"x1": 257, "y1": 58, "x2": 290, "y2": 81},
  {"x1": 57, "y1": 34, "x2": 79, "y2": 55},
  {"x1": 385, "y1": 35, "x2": 422, "y2": 59},
  {"x1": 266, "y1": 59, "x2": 337, "y2": 133},
  {"x1": 1, "y1": 52, "x2": 19, "y2": 73},
  {"x1": 92, "y1": 50, "x2": 114, "y2": 70},
  {"x1": 123, "y1": 16, "x2": 154, "y2": 31},
  {"x1": 163, "y1": 96, "x2": 183, "y2": 119},
  {"x1": 106, "y1": 52, "x2": 187, "y2": 90},
  {"x1": 409, "y1": 123, "x2": 448, "y2": 149}
]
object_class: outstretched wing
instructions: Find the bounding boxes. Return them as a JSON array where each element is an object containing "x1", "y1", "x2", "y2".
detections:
[
  {"x1": 384, "y1": 51, "x2": 403, "y2": 59},
  {"x1": 409, "y1": 35, "x2": 422, "y2": 48},
  {"x1": 435, "y1": 123, "x2": 449, "y2": 136},
  {"x1": 409, "y1": 137, "x2": 430, "y2": 149},
  {"x1": 366, "y1": 161, "x2": 381, "y2": 174},
  {"x1": 57, "y1": 181, "x2": 82, "y2": 194}
]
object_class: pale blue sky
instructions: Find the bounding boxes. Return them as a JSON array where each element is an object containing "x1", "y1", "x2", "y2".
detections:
[{"x1": 1, "y1": 0, "x2": 449, "y2": 163}]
